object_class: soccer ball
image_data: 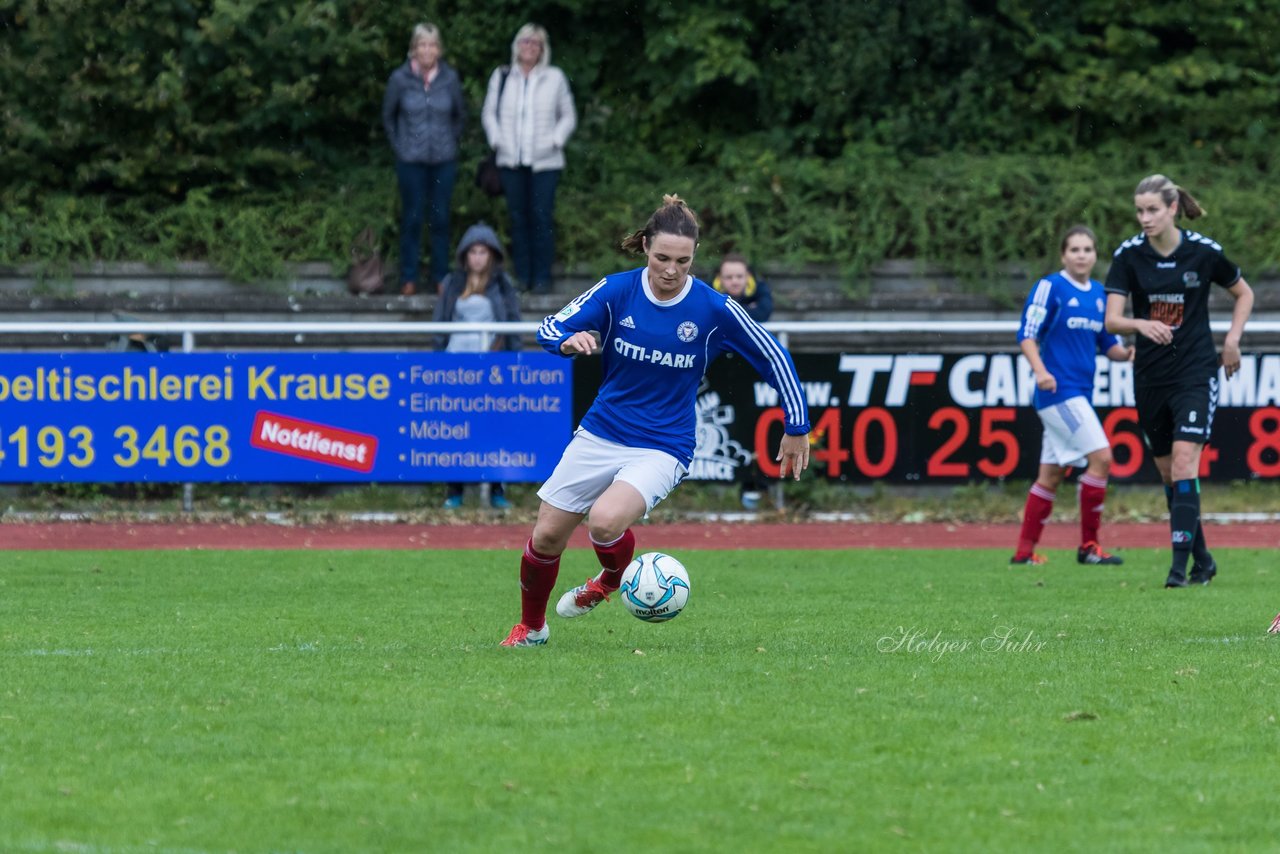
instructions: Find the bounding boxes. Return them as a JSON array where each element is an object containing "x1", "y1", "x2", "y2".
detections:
[{"x1": 619, "y1": 552, "x2": 691, "y2": 622}]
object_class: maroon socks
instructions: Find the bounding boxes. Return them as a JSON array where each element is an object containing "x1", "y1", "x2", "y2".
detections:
[
  {"x1": 1015, "y1": 483, "x2": 1055, "y2": 557},
  {"x1": 519, "y1": 539, "x2": 561, "y2": 630},
  {"x1": 591, "y1": 528, "x2": 636, "y2": 589},
  {"x1": 1078, "y1": 473, "x2": 1107, "y2": 546}
]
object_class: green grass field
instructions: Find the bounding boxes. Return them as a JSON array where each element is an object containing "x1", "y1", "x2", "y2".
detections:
[{"x1": 2, "y1": 546, "x2": 1278, "y2": 853}]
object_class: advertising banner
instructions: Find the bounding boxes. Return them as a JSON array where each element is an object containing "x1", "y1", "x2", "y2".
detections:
[
  {"x1": 574, "y1": 352, "x2": 1280, "y2": 484},
  {"x1": 0, "y1": 352, "x2": 571, "y2": 482}
]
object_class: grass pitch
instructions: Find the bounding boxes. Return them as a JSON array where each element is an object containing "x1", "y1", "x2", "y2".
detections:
[{"x1": 2, "y1": 545, "x2": 1277, "y2": 853}]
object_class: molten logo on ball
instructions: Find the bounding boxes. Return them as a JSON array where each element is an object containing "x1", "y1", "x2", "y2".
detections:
[{"x1": 619, "y1": 552, "x2": 691, "y2": 622}]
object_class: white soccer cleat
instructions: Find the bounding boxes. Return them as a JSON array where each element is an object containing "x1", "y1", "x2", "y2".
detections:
[{"x1": 555, "y1": 576, "x2": 613, "y2": 618}]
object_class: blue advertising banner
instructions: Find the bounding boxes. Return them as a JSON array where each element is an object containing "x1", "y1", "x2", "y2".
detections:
[{"x1": 0, "y1": 353, "x2": 571, "y2": 482}]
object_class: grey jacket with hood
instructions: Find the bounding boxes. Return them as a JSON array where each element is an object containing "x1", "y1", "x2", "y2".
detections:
[{"x1": 432, "y1": 223, "x2": 522, "y2": 351}]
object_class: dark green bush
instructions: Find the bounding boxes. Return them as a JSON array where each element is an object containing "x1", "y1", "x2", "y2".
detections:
[{"x1": 3, "y1": 0, "x2": 1278, "y2": 284}]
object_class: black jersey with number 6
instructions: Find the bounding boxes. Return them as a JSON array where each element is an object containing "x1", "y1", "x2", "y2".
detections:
[{"x1": 1105, "y1": 229, "x2": 1241, "y2": 387}]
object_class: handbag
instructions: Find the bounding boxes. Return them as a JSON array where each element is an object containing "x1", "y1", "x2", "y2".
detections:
[
  {"x1": 345, "y1": 226, "x2": 385, "y2": 295},
  {"x1": 475, "y1": 153, "x2": 503, "y2": 197},
  {"x1": 474, "y1": 66, "x2": 512, "y2": 198}
]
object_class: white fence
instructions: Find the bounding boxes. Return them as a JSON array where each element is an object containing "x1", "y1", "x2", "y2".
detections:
[
  {"x1": 5, "y1": 320, "x2": 1278, "y2": 352},
  {"x1": 5, "y1": 320, "x2": 1277, "y2": 514}
]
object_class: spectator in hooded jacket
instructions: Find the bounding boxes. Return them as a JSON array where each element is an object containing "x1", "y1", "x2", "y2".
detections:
[
  {"x1": 481, "y1": 23, "x2": 577, "y2": 295},
  {"x1": 711, "y1": 253, "x2": 774, "y2": 323},
  {"x1": 433, "y1": 222, "x2": 522, "y2": 510},
  {"x1": 383, "y1": 23, "x2": 467, "y2": 296}
]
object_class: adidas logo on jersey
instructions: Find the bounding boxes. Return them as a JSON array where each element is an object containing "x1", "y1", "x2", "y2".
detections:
[
  {"x1": 620, "y1": 315, "x2": 637, "y2": 329},
  {"x1": 1067, "y1": 297, "x2": 1080, "y2": 307}
]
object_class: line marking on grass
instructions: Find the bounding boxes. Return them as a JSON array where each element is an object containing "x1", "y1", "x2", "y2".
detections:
[{"x1": 1181, "y1": 636, "x2": 1256, "y2": 644}]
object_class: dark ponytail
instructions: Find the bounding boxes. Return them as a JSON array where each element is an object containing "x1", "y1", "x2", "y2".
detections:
[{"x1": 620, "y1": 194, "x2": 700, "y2": 254}]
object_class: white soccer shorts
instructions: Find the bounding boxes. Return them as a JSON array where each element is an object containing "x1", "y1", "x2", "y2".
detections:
[
  {"x1": 537, "y1": 429, "x2": 688, "y2": 514},
  {"x1": 1037, "y1": 395, "x2": 1110, "y2": 467}
]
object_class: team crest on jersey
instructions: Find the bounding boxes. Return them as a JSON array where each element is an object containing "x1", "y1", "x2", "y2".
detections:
[
  {"x1": 1183, "y1": 272, "x2": 1201, "y2": 289},
  {"x1": 1096, "y1": 298, "x2": 1104, "y2": 314},
  {"x1": 676, "y1": 321, "x2": 699, "y2": 342}
]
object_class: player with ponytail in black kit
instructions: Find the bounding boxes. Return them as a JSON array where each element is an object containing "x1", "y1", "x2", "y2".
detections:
[{"x1": 1104, "y1": 175, "x2": 1254, "y2": 588}]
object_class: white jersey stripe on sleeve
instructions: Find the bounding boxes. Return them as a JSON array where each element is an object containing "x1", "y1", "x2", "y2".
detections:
[
  {"x1": 1022, "y1": 277, "x2": 1052, "y2": 340},
  {"x1": 724, "y1": 299, "x2": 806, "y2": 427},
  {"x1": 538, "y1": 316, "x2": 563, "y2": 340},
  {"x1": 537, "y1": 278, "x2": 609, "y2": 346}
]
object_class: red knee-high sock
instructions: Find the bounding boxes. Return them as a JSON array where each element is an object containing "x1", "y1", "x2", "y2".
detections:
[
  {"x1": 591, "y1": 528, "x2": 636, "y2": 589},
  {"x1": 1016, "y1": 483, "x2": 1055, "y2": 556},
  {"x1": 520, "y1": 539, "x2": 561, "y2": 630},
  {"x1": 1078, "y1": 473, "x2": 1107, "y2": 546}
]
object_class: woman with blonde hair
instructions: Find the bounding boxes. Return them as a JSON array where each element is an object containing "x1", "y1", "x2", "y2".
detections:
[
  {"x1": 382, "y1": 23, "x2": 467, "y2": 295},
  {"x1": 481, "y1": 23, "x2": 577, "y2": 294},
  {"x1": 1104, "y1": 174, "x2": 1254, "y2": 587}
]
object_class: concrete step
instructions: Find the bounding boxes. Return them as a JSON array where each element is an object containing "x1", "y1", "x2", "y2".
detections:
[{"x1": 3, "y1": 260, "x2": 1277, "y2": 352}]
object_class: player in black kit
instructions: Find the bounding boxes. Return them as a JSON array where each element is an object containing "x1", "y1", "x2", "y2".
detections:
[{"x1": 1104, "y1": 174, "x2": 1254, "y2": 588}]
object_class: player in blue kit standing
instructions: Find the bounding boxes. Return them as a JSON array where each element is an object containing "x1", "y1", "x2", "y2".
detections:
[
  {"x1": 1012, "y1": 226, "x2": 1134, "y2": 566},
  {"x1": 501, "y1": 195, "x2": 811, "y2": 647},
  {"x1": 1105, "y1": 174, "x2": 1253, "y2": 588}
]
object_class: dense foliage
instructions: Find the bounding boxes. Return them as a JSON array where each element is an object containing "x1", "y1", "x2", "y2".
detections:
[{"x1": 3, "y1": 0, "x2": 1278, "y2": 283}]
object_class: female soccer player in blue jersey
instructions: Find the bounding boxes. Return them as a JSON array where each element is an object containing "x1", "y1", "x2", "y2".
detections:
[
  {"x1": 1104, "y1": 175, "x2": 1253, "y2": 588},
  {"x1": 501, "y1": 195, "x2": 811, "y2": 647},
  {"x1": 1012, "y1": 226, "x2": 1133, "y2": 567}
]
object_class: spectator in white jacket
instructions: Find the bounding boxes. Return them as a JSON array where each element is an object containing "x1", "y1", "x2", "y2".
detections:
[{"x1": 481, "y1": 23, "x2": 577, "y2": 294}]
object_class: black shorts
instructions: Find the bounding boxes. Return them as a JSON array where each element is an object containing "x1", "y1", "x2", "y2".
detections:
[{"x1": 1135, "y1": 379, "x2": 1218, "y2": 457}]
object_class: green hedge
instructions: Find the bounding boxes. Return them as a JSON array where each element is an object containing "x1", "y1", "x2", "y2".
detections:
[
  {"x1": 3, "y1": 0, "x2": 1278, "y2": 285},
  {"x1": 5, "y1": 147, "x2": 1277, "y2": 291}
]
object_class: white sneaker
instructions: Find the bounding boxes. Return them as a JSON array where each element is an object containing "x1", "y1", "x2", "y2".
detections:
[
  {"x1": 555, "y1": 575, "x2": 614, "y2": 618},
  {"x1": 500, "y1": 623, "x2": 549, "y2": 647}
]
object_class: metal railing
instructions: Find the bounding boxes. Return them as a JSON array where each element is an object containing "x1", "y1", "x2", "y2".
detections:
[
  {"x1": 5, "y1": 319, "x2": 1278, "y2": 352},
  {"x1": 4, "y1": 319, "x2": 1277, "y2": 514}
]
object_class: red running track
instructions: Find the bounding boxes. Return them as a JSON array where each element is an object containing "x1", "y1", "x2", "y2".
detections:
[{"x1": 1, "y1": 521, "x2": 1276, "y2": 551}]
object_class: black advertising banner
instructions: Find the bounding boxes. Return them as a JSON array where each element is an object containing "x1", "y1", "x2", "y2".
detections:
[{"x1": 574, "y1": 352, "x2": 1280, "y2": 484}]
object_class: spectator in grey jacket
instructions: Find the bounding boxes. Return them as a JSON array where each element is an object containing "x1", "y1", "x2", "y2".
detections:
[
  {"x1": 433, "y1": 221, "x2": 522, "y2": 510},
  {"x1": 432, "y1": 222, "x2": 522, "y2": 353},
  {"x1": 481, "y1": 23, "x2": 577, "y2": 294},
  {"x1": 383, "y1": 23, "x2": 466, "y2": 296}
]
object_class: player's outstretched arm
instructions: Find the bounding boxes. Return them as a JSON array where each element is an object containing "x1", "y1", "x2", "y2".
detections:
[{"x1": 776, "y1": 432, "x2": 810, "y2": 481}]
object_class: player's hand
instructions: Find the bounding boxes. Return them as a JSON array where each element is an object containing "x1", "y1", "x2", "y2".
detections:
[
  {"x1": 560, "y1": 331, "x2": 600, "y2": 356},
  {"x1": 1221, "y1": 341, "x2": 1243, "y2": 378},
  {"x1": 1035, "y1": 371, "x2": 1056, "y2": 393},
  {"x1": 777, "y1": 433, "x2": 810, "y2": 481},
  {"x1": 1139, "y1": 319, "x2": 1173, "y2": 345}
]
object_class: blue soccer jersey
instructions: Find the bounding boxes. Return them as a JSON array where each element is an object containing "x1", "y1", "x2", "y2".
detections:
[
  {"x1": 1017, "y1": 271, "x2": 1124, "y2": 409},
  {"x1": 538, "y1": 267, "x2": 810, "y2": 465}
]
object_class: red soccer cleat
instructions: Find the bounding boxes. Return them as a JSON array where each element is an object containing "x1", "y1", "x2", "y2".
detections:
[{"x1": 500, "y1": 623, "x2": 549, "y2": 647}]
